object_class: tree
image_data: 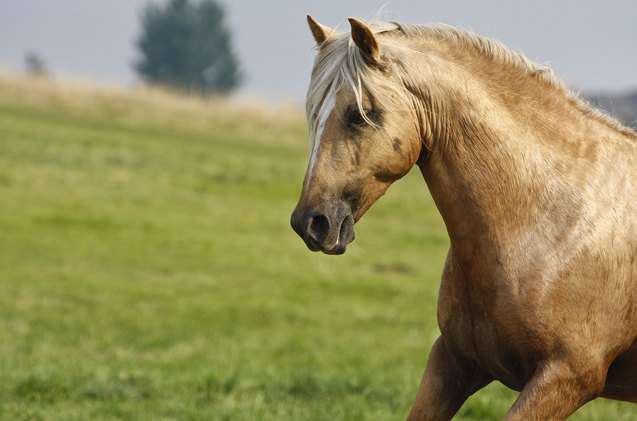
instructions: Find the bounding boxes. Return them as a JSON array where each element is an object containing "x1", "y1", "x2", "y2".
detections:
[
  {"x1": 24, "y1": 51, "x2": 48, "y2": 78},
  {"x1": 134, "y1": 0, "x2": 242, "y2": 95}
]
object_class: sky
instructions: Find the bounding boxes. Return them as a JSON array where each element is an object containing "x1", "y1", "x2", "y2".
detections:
[{"x1": 0, "y1": 1, "x2": 635, "y2": 103}]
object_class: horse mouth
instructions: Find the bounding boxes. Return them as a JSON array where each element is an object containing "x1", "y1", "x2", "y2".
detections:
[
  {"x1": 320, "y1": 214, "x2": 355, "y2": 255},
  {"x1": 291, "y1": 207, "x2": 356, "y2": 255}
]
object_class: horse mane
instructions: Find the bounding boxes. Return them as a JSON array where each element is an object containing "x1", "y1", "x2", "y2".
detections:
[{"x1": 307, "y1": 20, "x2": 636, "y2": 140}]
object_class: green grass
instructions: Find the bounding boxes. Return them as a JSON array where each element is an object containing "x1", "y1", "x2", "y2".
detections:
[{"x1": 0, "y1": 75, "x2": 634, "y2": 420}]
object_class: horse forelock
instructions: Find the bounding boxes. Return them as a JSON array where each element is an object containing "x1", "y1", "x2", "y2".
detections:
[{"x1": 306, "y1": 21, "x2": 402, "y2": 147}]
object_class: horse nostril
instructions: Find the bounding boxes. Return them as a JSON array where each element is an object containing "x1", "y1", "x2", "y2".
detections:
[{"x1": 308, "y1": 213, "x2": 330, "y2": 243}]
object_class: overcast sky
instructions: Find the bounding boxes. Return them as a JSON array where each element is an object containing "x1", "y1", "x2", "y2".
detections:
[{"x1": 0, "y1": 1, "x2": 635, "y2": 103}]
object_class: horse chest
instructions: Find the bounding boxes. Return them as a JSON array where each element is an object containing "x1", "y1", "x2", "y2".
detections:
[{"x1": 437, "y1": 255, "x2": 537, "y2": 389}]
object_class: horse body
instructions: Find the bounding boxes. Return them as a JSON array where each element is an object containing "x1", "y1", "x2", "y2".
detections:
[
  {"x1": 427, "y1": 110, "x2": 637, "y2": 392},
  {"x1": 292, "y1": 15, "x2": 637, "y2": 419},
  {"x1": 419, "y1": 36, "x2": 637, "y2": 403}
]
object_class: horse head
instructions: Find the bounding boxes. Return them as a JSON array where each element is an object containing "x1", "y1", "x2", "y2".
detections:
[{"x1": 290, "y1": 16, "x2": 424, "y2": 254}]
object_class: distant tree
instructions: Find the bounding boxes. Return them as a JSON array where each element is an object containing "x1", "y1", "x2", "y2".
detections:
[
  {"x1": 134, "y1": 0, "x2": 242, "y2": 95},
  {"x1": 24, "y1": 51, "x2": 48, "y2": 78}
]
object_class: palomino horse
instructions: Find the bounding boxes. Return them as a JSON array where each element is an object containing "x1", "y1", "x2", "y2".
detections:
[{"x1": 290, "y1": 15, "x2": 637, "y2": 420}]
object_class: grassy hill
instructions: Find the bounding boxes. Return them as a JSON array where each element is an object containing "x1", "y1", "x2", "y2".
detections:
[{"x1": 0, "y1": 74, "x2": 634, "y2": 420}]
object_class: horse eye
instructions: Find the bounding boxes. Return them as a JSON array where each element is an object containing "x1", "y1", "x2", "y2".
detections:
[{"x1": 346, "y1": 108, "x2": 369, "y2": 127}]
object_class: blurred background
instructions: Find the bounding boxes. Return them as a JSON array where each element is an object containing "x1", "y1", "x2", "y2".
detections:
[
  {"x1": 1, "y1": 0, "x2": 636, "y2": 113},
  {"x1": 0, "y1": 1, "x2": 635, "y2": 419}
]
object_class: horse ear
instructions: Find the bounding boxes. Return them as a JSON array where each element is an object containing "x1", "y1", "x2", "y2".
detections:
[
  {"x1": 307, "y1": 14, "x2": 334, "y2": 46},
  {"x1": 348, "y1": 18, "x2": 380, "y2": 64}
]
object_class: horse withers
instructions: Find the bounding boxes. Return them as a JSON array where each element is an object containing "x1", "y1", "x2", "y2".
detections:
[{"x1": 290, "y1": 15, "x2": 637, "y2": 420}]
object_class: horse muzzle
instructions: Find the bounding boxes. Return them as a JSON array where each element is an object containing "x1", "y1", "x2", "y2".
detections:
[{"x1": 290, "y1": 201, "x2": 355, "y2": 255}]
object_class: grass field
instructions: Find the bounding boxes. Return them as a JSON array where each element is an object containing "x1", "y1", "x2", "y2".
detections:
[{"x1": 0, "y1": 74, "x2": 634, "y2": 420}]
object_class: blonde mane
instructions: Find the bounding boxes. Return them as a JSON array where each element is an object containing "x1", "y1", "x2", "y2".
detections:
[{"x1": 306, "y1": 20, "x2": 636, "y2": 142}]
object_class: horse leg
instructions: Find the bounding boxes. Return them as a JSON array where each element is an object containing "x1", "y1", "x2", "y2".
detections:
[
  {"x1": 504, "y1": 358, "x2": 607, "y2": 420},
  {"x1": 406, "y1": 336, "x2": 491, "y2": 421}
]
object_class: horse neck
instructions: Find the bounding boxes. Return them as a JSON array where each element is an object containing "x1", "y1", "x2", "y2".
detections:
[{"x1": 406, "y1": 38, "x2": 637, "y2": 261}]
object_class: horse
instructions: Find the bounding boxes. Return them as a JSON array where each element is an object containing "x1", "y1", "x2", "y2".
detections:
[{"x1": 290, "y1": 15, "x2": 637, "y2": 420}]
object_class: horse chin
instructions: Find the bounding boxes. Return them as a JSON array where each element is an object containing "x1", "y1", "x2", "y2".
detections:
[{"x1": 322, "y1": 245, "x2": 346, "y2": 255}]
